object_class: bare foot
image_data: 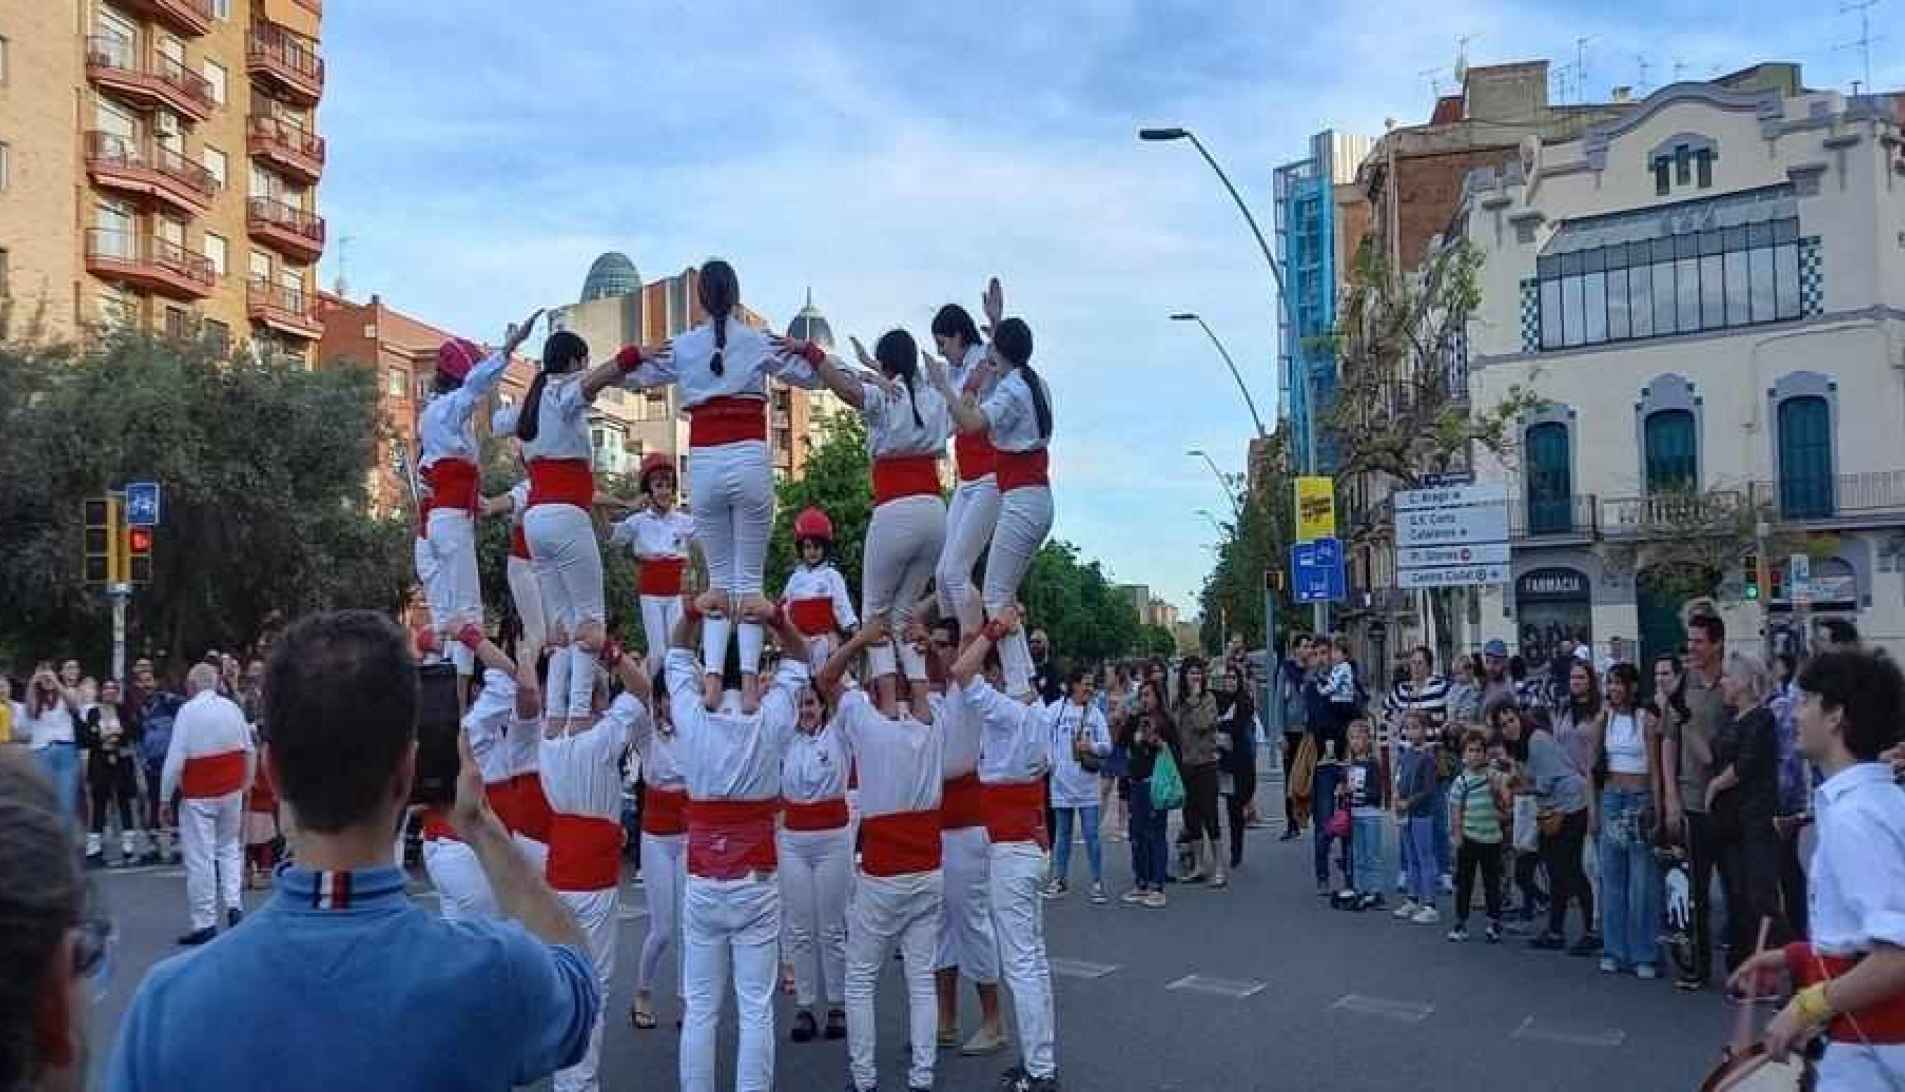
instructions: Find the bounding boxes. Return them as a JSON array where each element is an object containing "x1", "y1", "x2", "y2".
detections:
[
  {"x1": 702, "y1": 673, "x2": 721, "y2": 711},
  {"x1": 694, "y1": 589, "x2": 725, "y2": 618}
]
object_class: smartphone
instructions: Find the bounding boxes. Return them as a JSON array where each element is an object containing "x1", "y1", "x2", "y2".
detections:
[{"x1": 410, "y1": 663, "x2": 462, "y2": 806}]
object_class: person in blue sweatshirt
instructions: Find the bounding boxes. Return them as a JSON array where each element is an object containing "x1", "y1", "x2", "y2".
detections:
[{"x1": 1392, "y1": 714, "x2": 1442, "y2": 925}]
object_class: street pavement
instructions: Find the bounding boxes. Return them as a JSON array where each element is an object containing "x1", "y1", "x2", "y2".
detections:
[{"x1": 88, "y1": 811, "x2": 1729, "y2": 1091}]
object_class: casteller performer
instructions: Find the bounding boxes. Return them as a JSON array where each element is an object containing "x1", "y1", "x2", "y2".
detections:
[
  {"x1": 779, "y1": 507, "x2": 857, "y2": 672},
  {"x1": 609, "y1": 453, "x2": 697, "y2": 673}
]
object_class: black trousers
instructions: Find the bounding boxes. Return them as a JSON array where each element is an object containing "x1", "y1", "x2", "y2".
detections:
[
  {"x1": 1182, "y1": 763, "x2": 1221, "y2": 843},
  {"x1": 1455, "y1": 838, "x2": 1504, "y2": 924},
  {"x1": 1539, "y1": 808, "x2": 1594, "y2": 937},
  {"x1": 1511, "y1": 848, "x2": 1546, "y2": 918},
  {"x1": 88, "y1": 756, "x2": 136, "y2": 836},
  {"x1": 1776, "y1": 820, "x2": 1808, "y2": 940},
  {"x1": 1685, "y1": 811, "x2": 1730, "y2": 984},
  {"x1": 1224, "y1": 765, "x2": 1257, "y2": 868},
  {"x1": 1718, "y1": 815, "x2": 1789, "y2": 973}
]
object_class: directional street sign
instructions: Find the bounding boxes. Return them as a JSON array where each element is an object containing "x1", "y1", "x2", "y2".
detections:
[
  {"x1": 1397, "y1": 503, "x2": 1509, "y2": 548},
  {"x1": 1397, "y1": 542, "x2": 1511, "y2": 569},
  {"x1": 1398, "y1": 563, "x2": 1510, "y2": 589},
  {"x1": 1394, "y1": 482, "x2": 1510, "y2": 588}
]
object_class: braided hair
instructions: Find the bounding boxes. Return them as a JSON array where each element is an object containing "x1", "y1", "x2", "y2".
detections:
[
  {"x1": 990, "y1": 317, "x2": 1050, "y2": 440},
  {"x1": 516, "y1": 330, "x2": 589, "y2": 443},
  {"x1": 698, "y1": 259, "x2": 739, "y2": 376},
  {"x1": 874, "y1": 329, "x2": 925, "y2": 429}
]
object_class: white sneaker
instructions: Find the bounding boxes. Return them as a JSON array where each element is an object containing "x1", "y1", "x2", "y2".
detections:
[
  {"x1": 1089, "y1": 882, "x2": 1108, "y2": 905},
  {"x1": 1120, "y1": 888, "x2": 1146, "y2": 905},
  {"x1": 1393, "y1": 899, "x2": 1420, "y2": 919},
  {"x1": 1039, "y1": 880, "x2": 1067, "y2": 900},
  {"x1": 1635, "y1": 964, "x2": 1659, "y2": 980},
  {"x1": 1411, "y1": 905, "x2": 1441, "y2": 925}
]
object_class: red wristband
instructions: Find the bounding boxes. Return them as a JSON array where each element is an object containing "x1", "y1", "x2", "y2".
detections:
[
  {"x1": 456, "y1": 623, "x2": 485, "y2": 652},
  {"x1": 414, "y1": 627, "x2": 441, "y2": 655},
  {"x1": 614, "y1": 344, "x2": 645, "y2": 373},
  {"x1": 983, "y1": 619, "x2": 1009, "y2": 644},
  {"x1": 599, "y1": 639, "x2": 625, "y2": 668},
  {"x1": 797, "y1": 341, "x2": 824, "y2": 366},
  {"x1": 683, "y1": 596, "x2": 702, "y2": 621}
]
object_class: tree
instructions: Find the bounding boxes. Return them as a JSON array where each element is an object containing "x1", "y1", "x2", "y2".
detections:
[
  {"x1": 1137, "y1": 623, "x2": 1177, "y2": 659},
  {"x1": 1197, "y1": 431, "x2": 1297, "y2": 656},
  {"x1": 0, "y1": 330, "x2": 411, "y2": 671}
]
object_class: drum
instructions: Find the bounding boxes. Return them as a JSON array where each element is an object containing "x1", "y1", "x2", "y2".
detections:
[{"x1": 1697, "y1": 1044, "x2": 1814, "y2": 1092}]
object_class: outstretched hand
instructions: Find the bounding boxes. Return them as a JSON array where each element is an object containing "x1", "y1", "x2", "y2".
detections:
[
  {"x1": 981, "y1": 277, "x2": 1004, "y2": 333},
  {"x1": 503, "y1": 308, "x2": 545, "y2": 356}
]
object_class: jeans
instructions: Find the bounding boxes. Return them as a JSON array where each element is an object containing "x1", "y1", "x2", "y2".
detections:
[
  {"x1": 1127, "y1": 782, "x2": 1168, "y2": 889},
  {"x1": 34, "y1": 743, "x2": 79, "y2": 824},
  {"x1": 1051, "y1": 805, "x2": 1102, "y2": 886},
  {"x1": 1597, "y1": 788, "x2": 1660, "y2": 969},
  {"x1": 1351, "y1": 814, "x2": 1387, "y2": 895},
  {"x1": 1404, "y1": 815, "x2": 1438, "y2": 903},
  {"x1": 1311, "y1": 763, "x2": 1347, "y2": 886},
  {"x1": 1540, "y1": 808, "x2": 1594, "y2": 937}
]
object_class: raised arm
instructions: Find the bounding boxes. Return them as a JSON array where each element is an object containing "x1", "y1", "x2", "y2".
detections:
[
  {"x1": 814, "y1": 617, "x2": 888, "y2": 699},
  {"x1": 950, "y1": 604, "x2": 1021, "y2": 687},
  {"x1": 603, "y1": 638, "x2": 651, "y2": 709},
  {"x1": 462, "y1": 307, "x2": 544, "y2": 404},
  {"x1": 925, "y1": 351, "x2": 988, "y2": 435},
  {"x1": 582, "y1": 342, "x2": 666, "y2": 402}
]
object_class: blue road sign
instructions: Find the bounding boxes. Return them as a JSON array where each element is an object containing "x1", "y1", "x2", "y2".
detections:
[
  {"x1": 1292, "y1": 536, "x2": 1345, "y2": 604},
  {"x1": 126, "y1": 482, "x2": 161, "y2": 527}
]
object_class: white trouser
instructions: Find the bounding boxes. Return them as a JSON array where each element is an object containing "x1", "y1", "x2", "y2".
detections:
[
  {"x1": 681, "y1": 874, "x2": 780, "y2": 1092},
  {"x1": 690, "y1": 440, "x2": 773, "y2": 676},
  {"x1": 777, "y1": 827, "x2": 850, "y2": 1008},
  {"x1": 638, "y1": 594, "x2": 680, "y2": 675},
  {"x1": 506, "y1": 554, "x2": 547, "y2": 654},
  {"x1": 422, "y1": 837, "x2": 498, "y2": 921},
  {"x1": 937, "y1": 476, "x2": 1000, "y2": 632},
  {"x1": 553, "y1": 887, "x2": 619, "y2": 1092},
  {"x1": 526, "y1": 503, "x2": 604, "y2": 718},
  {"x1": 847, "y1": 870, "x2": 944, "y2": 1092},
  {"x1": 181, "y1": 791, "x2": 243, "y2": 930},
  {"x1": 425, "y1": 510, "x2": 479, "y2": 676},
  {"x1": 935, "y1": 825, "x2": 999, "y2": 982},
  {"x1": 983, "y1": 485, "x2": 1054, "y2": 697},
  {"x1": 637, "y1": 832, "x2": 686, "y2": 998},
  {"x1": 989, "y1": 841, "x2": 1056, "y2": 1079},
  {"x1": 863, "y1": 494, "x2": 947, "y2": 682}
]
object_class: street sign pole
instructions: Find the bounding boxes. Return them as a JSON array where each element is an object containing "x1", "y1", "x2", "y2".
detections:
[{"x1": 110, "y1": 585, "x2": 129, "y2": 683}]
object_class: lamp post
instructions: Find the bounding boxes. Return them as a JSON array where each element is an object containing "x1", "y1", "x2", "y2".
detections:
[
  {"x1": 1169, "y1": 313, "x2": 1267, "y2": 439},
  {"x1": 1195, "y1": 508, "x2": 1227, "y2": 537},
  {"x1": 1185, "y1": 448, "x2": 1243, "y2": 520}
]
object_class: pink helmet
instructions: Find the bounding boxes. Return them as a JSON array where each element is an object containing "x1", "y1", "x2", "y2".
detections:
[{"x1": 435, "y1": 337, "x2": 485, "y2": 383}]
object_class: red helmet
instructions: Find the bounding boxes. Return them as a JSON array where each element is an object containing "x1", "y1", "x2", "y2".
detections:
[
  {"x1": 638, "y1": 452, "x2": 675, "y2": 489},
  {"x1": 792, "y1": 507, "x2": 833, "y2": 542},
  {"x1": 435, "y1": 337, "x2": 485, "y2": 383}
]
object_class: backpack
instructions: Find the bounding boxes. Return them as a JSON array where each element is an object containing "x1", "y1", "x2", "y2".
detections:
[{"x1": 137, "y1": 692, "x2": 185, "y2": 768}]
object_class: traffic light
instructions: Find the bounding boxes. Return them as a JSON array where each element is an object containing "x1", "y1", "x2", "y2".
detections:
[
  {"x1": 84, "y1": 497, "x2": 123, "y2": 585},
  {"x1": 126, "y1": 524, "x2": 153, "y2": 584},
  {"x1": 1743, "y1": 552, "x2": 1762, "y2": 601}
]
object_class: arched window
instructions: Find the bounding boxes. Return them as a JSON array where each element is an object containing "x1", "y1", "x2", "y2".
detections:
[
  {"x1": 1777, "y1": 396, "x2": 1833, "y2": 519},
  {"x1": 1526, "y1": 422, "x2": 1573, "y2": 534},
  {"x1": 1644, "y1": 409, "x2": 1697, "y2": 493}
]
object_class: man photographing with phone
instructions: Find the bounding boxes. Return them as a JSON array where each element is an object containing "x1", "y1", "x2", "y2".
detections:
[{"x1": 106, "y1": 610, "x2": 600, "y2": 1092}]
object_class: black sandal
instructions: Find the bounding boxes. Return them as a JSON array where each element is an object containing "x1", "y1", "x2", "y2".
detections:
[
  {"x1": 824, "y1": 1009, "x2": 847, "y2": 1040},
  {"x1": 791, "y1": 1011, "x2": 817, "y2": 1043}
]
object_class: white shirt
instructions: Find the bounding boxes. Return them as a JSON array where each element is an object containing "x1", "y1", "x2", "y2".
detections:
[
  {"x1": 540, "y1": 693, "x2": 644, "y2": 820},
  {"x1": 978, "y1": 367, "x2": 1052, "y2": 454},
  {"x1": 609, "y1": 507, "x2": 695, "y2": 561},
  {"x1": 464, "y1": 669, "x2": 521, "y2": 785},
  {"x1": 1806, "y1": 761, "x2": 1905, "y2": 1085},
  {"x1": 932, "y1": 689, "x2": 983, "y2": 781},
  {"x1": 949, "y1": 343, "x2": 996, "y2": 404},
  {"x1": 1046, "y1": 698, "x2": 1111, "y2": 809},
  {"x1": 160, "y1": 690, "x2": 254, "y2": 801},
  {"x1": 505, "y1": 707, "x2": 543, "y2": 780},
  {"x1": 959, "y1": 678, "x2": 1052, "y2": 785},
  {"x1": 623, "y1": 320, "x2": 820, "y2": 408},
  {"x1": 519, "y1": 375, "x2": 593, "y2": 462},
  {"x1": 834, "y1": 689, "x2": 941, "y2": 820},
  {"x1": 419, "y1": 351, "x2": 509, "y2": 467},
  {"x1": 781, "y1": 722, "x2": 851, "y2": 805},
  {"x1": 22, "y1": 701, "x2": 74, "y2": 748},
  {"x1": 781, "y1": 563, "x2": 858, "y2": 629},
  {"x1": 666, "y1": 648, "x2": 806, "y2": 802},
  {"x1": 860, "y1": 377, "x2": 951, "y2": 459},
  {"x1": 627, "y1": 705, "x2": 687, "y2": 792}
]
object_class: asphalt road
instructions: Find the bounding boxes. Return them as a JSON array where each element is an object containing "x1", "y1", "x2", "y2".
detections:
[{"x1": 88, "y1": 811, "x2": 1728, "y2": 1091}]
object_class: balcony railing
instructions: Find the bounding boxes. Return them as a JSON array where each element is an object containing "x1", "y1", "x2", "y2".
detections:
[
  {"x1": 85, "y1": 131, "x2": 217, "y2": 213},
  {"x1": 85, "y1": 229, "x2": 216, "y2": 298},
  {"x1": 1748, "y1": 471, "x2": 1905, "y2": 524},
  {"x1": 1510, "y1": 494, "x2": 1599, "y2": 540},
  {"x1": 84, "y1": 37, "x2": 217, "y2": 121},
  {"x1": 247, "y1": 22, "x2": 324, "y2": 104},
  {"x1": 247, "y1": 195, "x2": 326, "y2": 260},
  {"x1": 120, "y1": 0, "x2": 215, "y2": 37},
  {"x1": 247, "y1": 278, "x2": 322, "y2": 338},
  {"x1": 246, "y1": 115, "x2": 325, "y2": 182},
  {"x1": 1600, "y1": 489, "x2": 1750, "y2": 537}
]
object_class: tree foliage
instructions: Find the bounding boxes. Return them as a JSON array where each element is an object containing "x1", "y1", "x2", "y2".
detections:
[
  {"x1": 1198, "y1": 433, "x2": 1296, "y2": 656},
  {"x1": 0, "y1": 331, "x2": 411, "y2": 671}
]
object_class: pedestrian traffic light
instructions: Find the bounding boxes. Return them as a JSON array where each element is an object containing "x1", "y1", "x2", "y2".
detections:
[
  {"x1": 126, "y1": 524, "x2": 154, "y2": 584},
  {"x1": 1743, "y1": 552, "x2": 1762, "y2": 601},
  {"x1": 84, "y1": 497, "x2": 122, "y2": 585}
]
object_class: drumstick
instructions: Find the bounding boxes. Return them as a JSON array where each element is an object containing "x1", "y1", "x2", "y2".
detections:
[{"x1": 1730, "y1": 916, "x2": 1775, "y2": 1057}]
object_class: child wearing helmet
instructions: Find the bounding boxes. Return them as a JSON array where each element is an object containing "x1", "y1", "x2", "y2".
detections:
[
  {"x1": 781, "y1": 507, "x2": 858, "y2": 672},
  {"x1": 610, "y1": 453, "x2": 698, "y2": 673}
]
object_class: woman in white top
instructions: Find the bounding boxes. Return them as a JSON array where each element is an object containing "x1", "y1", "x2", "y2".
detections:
[
  {"x1": 1045, "y1": 666, "x2": 1112, "y2": 903},
  {"x1": 510, "y1": 326, "x2": 660, "y2": 730},
  {"x1": 1590, "y1": 661, "x2": 1663, "y2": 978},
  {"x1": 792, "y1": 329, "x2": 951, "y2": 712},
  {"x1": 479, "y1": 452, "x2": 545, "y2": 656},
  {"x1": 930, "y1": 287, "x2": 1004, "y2": 635},
  {"x1": 621, "y1": 260, "x2": 822, "y2": 714},
  {"x1": 608, "y1": 453, "x2": 697, "y2": 674},
  {"x1": 23, "y1": 664, "x2": 82, "y2": 819},
  {"x1": 928, "y1": 307, "x2": 1055, "y2": 700}
]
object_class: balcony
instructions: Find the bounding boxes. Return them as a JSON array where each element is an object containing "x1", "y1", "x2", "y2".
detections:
[
  {"x1": 1509, "y1": 495, "x2": 1599, "y2": 544},
  {"x1": 85, "y1": 230, "x2": 216, "y2": 300},
  {"x1": 247, "y1": 196, "x2": 325, "y2": 262},
  {"x1": 247, "y1": 278, "x2": 322, "y2": 340},
  {"x1": 85, "y1": 38, "x2": 217, "y2": 122},
  {"x1": 246, "y1": 115, "x2": 325, "y2": 183},
  {"x1": 119, "y1": 0, "x2": 215, "y2": 37},
  {"x1": 1600, "y1": 489, "x2": 1750, "y2": 539},
  {"x1": 1748, "y1": 471, "x2": 1905, "y2": 530},
  {"x1": 85, "y1": 132, "x2": 217, "y2": 216},
  {"x1": 247, "y1": 22, "x2": 323, "y2": 105}
]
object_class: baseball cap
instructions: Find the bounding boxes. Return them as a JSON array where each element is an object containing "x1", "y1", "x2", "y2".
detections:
[{"x1": 1483, "y1": 639, "x2": 1508, "y2": 657}]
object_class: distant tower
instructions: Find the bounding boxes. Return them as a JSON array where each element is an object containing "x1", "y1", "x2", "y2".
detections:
[
  {"x1": 786, "y1": 287, "x2": 835, "y2": 350},
  {"x1": 580, "y1": 251, "x2": 641, "y2": 303}
]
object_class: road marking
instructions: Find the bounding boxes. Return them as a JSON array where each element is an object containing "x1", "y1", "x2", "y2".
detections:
[
  {"x1": 1510, "y1": 1016, "x2": 1626, "y2": 1048},
  {"x1": 410, "y1": 890, "x2": 440, "y2": 902},
  {"x1": 1047, "y1": 958, "x2": 1119, "y2": 980},
  {"x1": 1165, "y1": 974, "x2": 1266, "y2": 999},
  {"x1": 96, "y1": 864, "x2": 185, "y2": 879},
  {"x1": 1330, "y1": 994, "x2": 1434, "y2": 1023}
]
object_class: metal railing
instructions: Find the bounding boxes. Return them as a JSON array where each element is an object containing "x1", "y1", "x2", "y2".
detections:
[
  {"x1": 247, "y1": 115, "x2": 326, "y2": 164},
  {"x1": 85, "y1": 36, "x2": 216, "y2": 113},
  {"x1": 247, "y1": 277, "x2": 315, "y2": 323},
  {"x1": 248, "y1": 22, "x2": 324, "y2": 88},
  {"x1": 84, "y1": 131, "x2": 218, "y2": 200},
  {"x1": 1750, "y1": 470, "x2": 1905, "y2": 522},
  {"x1": 1510, "y1": 494, "x2": 1599, "y2": 539},
  {"x1": 1600, "y1": 489, "x2": 1750, "y2": 536},
  {"x1": 247, "y1": 195, "x2": 325, "y2": 243},
  {"x1": 85, "y1": 229, "x2": 216, "y2": 288}
]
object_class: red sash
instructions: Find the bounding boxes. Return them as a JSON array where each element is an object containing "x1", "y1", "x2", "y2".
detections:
[
  {"x1": 783, "y1": 797, "x2": 849, "y2": 832},
  {"x1": 528, "y1": 458, "x2": 593, "y2": 509},
  {"x1": 182, "y1": 750, "x2": 247, "y2": 798},
  {"x1": 685, "y1": 798, "x2": 779, "y2": 879},
  {"x1": 509, "y1": 524, "x2": 531, "y2": 561},
  {"x1": 861, "y1": 809, "x2": 943, "y2": 876},
  {"x1": 422, "y1": 459, "x2": 480, "y2": 519},
  {"x1": 872, "y1": 455, "x2": 942, "y2": 505},
  {"x1": 940, "y1": 773, "x2": 984, "y2": 831},
  {"x1": 639, "y1": 557, "x2": 686, "y2": 596},
  {"x1": 546, "y1": 813, "x2": 624, "y2": 891},
  {"x1": 996, "y1": 448, "x2": 1050, "y2": 493},
  {"x1": 954, "y1": 432, "x2": 997, "y2": 482},
  {"x1": 512, "y1": 773, "x2": 553, "y2": 842},
  {"x1": 982, "y1": 780, "x2": 1048, "y2": 849},
  {"x1": 688, "y1": 396, "x2": 767, "y2": 447},
  {"x1": 642, "y1": 785, "x2": 688, "y2": 836},
  {"x1": 485, "y1": 780, "x2": 520, "y2": 833},
  {"x1": 421, "y1": 807, "x2": 459, "y2": 842},
  {"x1": 1784, "y1": 943, "x2": 1905, "y2": 1043},
  {"x1": 788, "y1": 598, "x2": 835, "y2": 637}
]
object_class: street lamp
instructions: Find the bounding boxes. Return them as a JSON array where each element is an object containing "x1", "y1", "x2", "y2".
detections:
[
  {"x1": 1170, "y1": 313, "x2": 1266, "y2": 438},
  {"x1": 1195, "y1": 508, "x2": 1227, "y2": 536},
  {"x1": 1185, "y1": 448, "x2": 1242, "y2": 518}
]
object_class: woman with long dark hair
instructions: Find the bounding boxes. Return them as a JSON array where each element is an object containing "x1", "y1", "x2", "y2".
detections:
[
  {"x1": 625, "y1": 260, "x2": 823, "y2": 712},
  {"x1": 930, "y1": 285, "x2": 1004, "y2": 635},
  {"x1": 1592, "y1": 662, "x2": 1663, "y2": 978},
  {"x1": 787, "y1": 328, "x2": 951, "y2": 711},
  {"x1": 1043, "y1": 666, "x2": 1111, "y2": 903},
  {"x1": 1173, "y1": 658, "x2": 1225, "y2": 888},
  {"x1": 1521, "y1": 705, "x2": 1597, "y2": 954},
  {"x1": 1121, "y1": 678, "x2": 1176, "y2": 907},
  {"x1": 1488, "y1": 700, "x2": 1547, "y2": 932},
  {"x1": 927, "y1": 287, "x2": 1054, "y2": 701}
]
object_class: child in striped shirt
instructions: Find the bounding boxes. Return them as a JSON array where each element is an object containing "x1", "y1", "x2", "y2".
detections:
[{"x1": 1446, "y1": 728, "x2": 1509, "y2": 943}]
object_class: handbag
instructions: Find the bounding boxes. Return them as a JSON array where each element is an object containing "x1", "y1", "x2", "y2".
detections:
[
  {"x1": 1150, "y1": 746, "x2": 1186, "y2": 811},
  {"x1": 1512, "y1": 793, "x2": 1540, "y2": 852},
  {"x1": 1060, "y1": 706, "x2": 1103, "y2": 774},
  {"x1": 1537, "y1": 807, "x2": 1564, "y2": 838},
  {"x1": 1325, "y1": 806, "x2": 1352, "y2": 840}
]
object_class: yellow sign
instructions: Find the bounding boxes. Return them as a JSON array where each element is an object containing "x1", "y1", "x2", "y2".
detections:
[{"x1": 1294, "y1": 477, "x2": 1335, "y2": 541}]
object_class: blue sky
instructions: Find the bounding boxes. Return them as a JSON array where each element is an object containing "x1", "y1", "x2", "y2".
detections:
[{"x1": 317, "y1": 1, "x2": 1897, "y2": 615}]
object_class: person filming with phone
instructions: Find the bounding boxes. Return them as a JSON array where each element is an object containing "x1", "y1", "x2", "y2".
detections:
[{"x1": 106, "y1": 610, "x2": 599, "y2": 1092}]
